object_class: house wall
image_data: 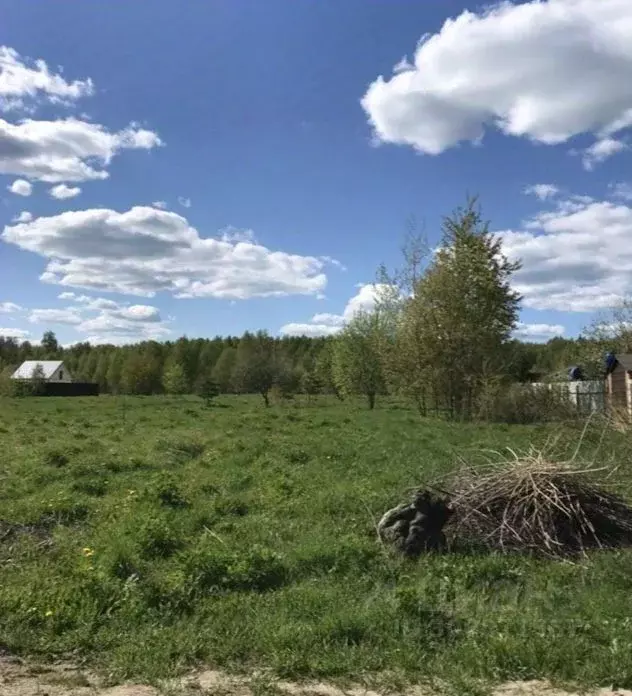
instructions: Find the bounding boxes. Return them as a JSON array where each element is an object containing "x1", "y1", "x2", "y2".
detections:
[{"x1": 49, "y1": 365, "x2": 72, "y2": 383}]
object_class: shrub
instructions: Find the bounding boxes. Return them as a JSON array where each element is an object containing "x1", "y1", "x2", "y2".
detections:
[
  {"x1": 479, "y1": 383, "x2": 578, "y2": 424},
  {"x1": 146, "y1": 473, "x2": 191, "y2": 509},
  {"x1": 137, "y1": 515, "x2": 184, "y2": 559}
]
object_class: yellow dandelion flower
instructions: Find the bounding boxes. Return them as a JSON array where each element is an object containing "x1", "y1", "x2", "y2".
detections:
[
  {"x1": 45, "y1": 610, "x2": 53, "y2": 617},
  {"x1": 82, "y1": 547, "x2": 94, "y2": 557}
]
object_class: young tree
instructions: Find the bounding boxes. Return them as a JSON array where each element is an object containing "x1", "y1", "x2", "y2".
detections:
[
  {"x1": 106, "y1": 350, "x2": 124, "y2": 394},
  {"x1": 300, "y1": 368, "x2": 322, "y2": 402},
  {"x1": 162, "y1": 361, "x2": 188, "y2": 395},
  {"x1": 194, "y1": 373, "x2": 220, "y2": 406},
  {"x1": 332, "y1": 311, "x2": 386, "y2": 409},
  {"x1": 399, "y1": 198, "x2": 521, "y2": 418},
  {"x1": 30, "y1": 363, "x2": 47, "y2": 396},
  {"x1": 232, "y1": 331, "x2": 278, "y2": 406},
  {"x1": 211, "y1": 346, "x2": 237, "y2": 393},
  {"x1": 314, "y1": 339, "x2": 343, "y2": 399}
]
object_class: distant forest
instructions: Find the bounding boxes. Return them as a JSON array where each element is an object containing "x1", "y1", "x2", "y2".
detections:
[{"x1": 0, "y1": 329, "x2": 606, "y2": 397}]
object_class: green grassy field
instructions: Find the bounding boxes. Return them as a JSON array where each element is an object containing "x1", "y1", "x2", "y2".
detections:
[{"x1": 1, "y1": 394, "x2": 632, "y2": 693}]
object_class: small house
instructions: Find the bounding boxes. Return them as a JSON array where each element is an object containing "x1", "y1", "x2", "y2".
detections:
[
  {"x1": 605, "y1": 354, "x2": 632, "y2": 418},
  {"x1": 11, "y1": 360, "x2": 72, "y2": 383}
]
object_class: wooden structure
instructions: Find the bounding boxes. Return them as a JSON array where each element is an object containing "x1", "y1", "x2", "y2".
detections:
[{"x1": 606, "y1": 354, "x2": 632, "y2": 418}]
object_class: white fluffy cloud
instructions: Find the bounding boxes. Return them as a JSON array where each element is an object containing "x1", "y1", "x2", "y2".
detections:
[
  {"x1": 152, "y1": 200, "x2": 167, "y2": 210},
  {"x1": 2, "y1": 206, "x2": 329, "y2": 300},
  {"x1": 29, "y1": 294, "x2": 170, "y2": 345},
  {"x1": 178, "y1": 196, "x2": 191, "y2": 208},
  {"x1": 514, "y1": 322, "x2": 565, "y2": 340},
  {"x1": 499, "y1": 194, "x2": 632, "y2": 312},
  {"x1": 280, "y1": 283, "x2": 387, "y2": 336},
  {"x1": 0, "y1": 301, "x2": 21, "y2": 313},
  {"x1": 0, "y1": 118, "x2": 161, "y2": 183},
  {"x1": 524, "y1": 184, "x2": 559, "y2": 201},
  {"x1": 361, "y1": 0, "x2": 632, "y2": 162},
  {"x1": 12, "y1": 211, "x2": 32, "y2": 223},
  {"x1": 0, "y1": 327, "x2": 29, "y2": 339},
  {"x1": 279, "y1": 322, "x2": 342, "y2": 338},
  {"x1": 49, "y1": 183, "x2": 81, "y2": 199},
  {"x1": 8, "y1": 178, "x2": 32, "y2": 196},
  {"x1": 0, "y1": 46, "x2": 93, "y2": 112},
  {"x1": 582, "y1": 137, "x2": 628, "y2": 170}
]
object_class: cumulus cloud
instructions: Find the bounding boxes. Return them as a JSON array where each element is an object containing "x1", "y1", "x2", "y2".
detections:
[
  {"x1": 12, "y1": 211, "x2": 32, "y2": 223},
  {"x1": 0, "y1": 301, "x2": 21, "y2": 313},
  {"x1": 8, "y1": 178, "x2": 32, "y2": 196},
  {"x1": 0, "y1": 45, "x2": 93, "y2": 112},
  {"x1": 279, "y1": 283, "x2": 389, "y2": 336},
  {"x1": 499, "y1": 195, "x2": 632, "y2": 312},
  {"x1": 28, "y1": 294, "x2": 170, "y2": 345},
  {"x1": 582, "y1": 137, "x2": 628, "y2": 170},
  {"x1": 0, "y1": 118, "x2": 161, "y2": 183},
  {"x1": 178, "y1": 196, "x2": 191, "y2": 208},
  {"x1": 2, "y1": 206, "x2": 328, "y2": 300},
  {"x1": 524, "y1": 184, "x2": 559, "y2": 201},
  {"x1": 514, "y1": 322, "x2": 565, "y2": 341},
  {"x1": 49, "y1": 183, "x2": 81, "y2": 199},
  {"x1": 152, "y1": 200, "x2": 167, "y2": 210},
  {"x1": 361, "y1": 0, "x2": 632, "y2": 159},
  {"x1": 0, "y1": 327, "x2": 29, "y2": 339}
]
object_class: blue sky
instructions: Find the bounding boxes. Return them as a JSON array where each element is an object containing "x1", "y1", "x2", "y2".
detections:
[{"x1": 1, "y1": 0, "x2": 631, "y2": 346}]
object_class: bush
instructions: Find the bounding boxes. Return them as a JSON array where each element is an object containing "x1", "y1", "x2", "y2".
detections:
[
  {"x1": 146, "y1": 473, "x2": 191, "y2": 508},
  {"x1": 137, "y1": 515, "x2": 184, "y2": 559},
  {"x1": 479, "y1": 383, "x2": 578, "y2": 424},
  {"x1": 195, "y1": 375, "x2": 221, "y2": 406}
]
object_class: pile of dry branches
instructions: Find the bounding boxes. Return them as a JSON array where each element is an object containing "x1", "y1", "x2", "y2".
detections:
[{"x1": 443, "y1": 442, "x2": 632, "y2": 558}]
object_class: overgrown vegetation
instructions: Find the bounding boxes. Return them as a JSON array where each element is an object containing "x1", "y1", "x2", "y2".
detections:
[{"x1": 2, "y1": 394, "x2": 632, "y2": 691}]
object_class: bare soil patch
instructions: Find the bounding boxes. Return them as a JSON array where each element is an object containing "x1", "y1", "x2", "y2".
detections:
[{"x1": 2, "y1": 657, "x2": 631, "y2": 696}]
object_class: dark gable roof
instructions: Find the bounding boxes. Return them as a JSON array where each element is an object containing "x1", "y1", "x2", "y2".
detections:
[{"x1": 616, "y1": 354, "x2": 632, "y2": 371}]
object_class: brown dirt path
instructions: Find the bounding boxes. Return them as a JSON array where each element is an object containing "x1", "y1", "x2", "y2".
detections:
[{"x1": 2, "y1": 655, "x2": 631, "y2": 696}]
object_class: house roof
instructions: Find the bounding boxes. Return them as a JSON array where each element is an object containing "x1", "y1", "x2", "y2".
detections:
[
  {"x1": 616, "y1": 354, "x2": 632, "y2": 371},
  {"x1": 11, "y1": 360, "x2": 64, "y2": 380}
]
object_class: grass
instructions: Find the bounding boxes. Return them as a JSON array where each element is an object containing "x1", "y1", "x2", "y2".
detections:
[{"x1": 1, "y1": 394, "x2": 632, "y2": 692}]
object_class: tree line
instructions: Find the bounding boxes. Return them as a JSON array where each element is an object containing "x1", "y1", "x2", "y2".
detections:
[{"x1": 0, "y1": 199, "x2": 625, "y2": 415}]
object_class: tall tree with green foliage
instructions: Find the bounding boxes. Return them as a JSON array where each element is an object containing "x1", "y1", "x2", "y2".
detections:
[
  {"x1": 232, "y1": 331, "x2": 278, "y2": 406},
  {"x1": 106, "y1": 351, "x2": 124, "y2": 394},
  {"x1": 211, "y1": 346, "x2": 237, "y2": 393},
  {"x1": 398, "y1": 198, "x2": 521, "y2": 418},
  {"x1": 314, "y1": 339, "x2": 343, "y2": 399},
  {"x1": 41, "y1": 331, "x2": 59, "y2": 356},
  {"x1": 332, "y1": 311, "x2": 386, "y2": 409}
]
